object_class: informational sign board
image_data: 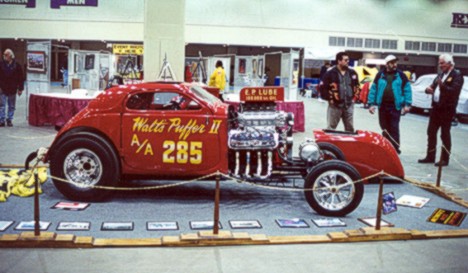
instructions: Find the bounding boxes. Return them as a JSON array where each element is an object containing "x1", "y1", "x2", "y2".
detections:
[
  {"x1": 112, "y1": 44, "x2": 144, "y2": 55},
  {"x1": 240, "y1": 86, "x2": 284, "y2": 102}
]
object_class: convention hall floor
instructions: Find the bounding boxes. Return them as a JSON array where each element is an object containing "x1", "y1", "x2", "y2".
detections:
[{"x1": 0, "y1": 90, "x2": 467, "y2": 273}]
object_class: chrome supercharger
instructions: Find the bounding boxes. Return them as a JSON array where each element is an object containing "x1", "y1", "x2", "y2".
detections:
[{"x1": 227, "y1": 87, "x2": 321, "y2": 180}]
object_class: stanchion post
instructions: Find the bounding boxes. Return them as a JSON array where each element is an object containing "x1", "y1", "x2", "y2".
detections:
[
  {"x1": 34, "y1": 171, "x2": 40, "y2": 236},
  {"x1": 375, "y1": 174, "x2": 384, "y2": 230},
  {"x1": 436, "y1": 151, "x2": 443, "y2": 188},
  {"x1": 213, "y1": 173, "x2": 220, "y2": 235}
]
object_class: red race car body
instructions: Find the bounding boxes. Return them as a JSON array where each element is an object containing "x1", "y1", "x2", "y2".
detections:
[
  {"x1": 313, "y1": 129, "x2": 405, "y2": 180},
  {"x1": 43, "y1": 83, "x2": 405, "y2": 216}
]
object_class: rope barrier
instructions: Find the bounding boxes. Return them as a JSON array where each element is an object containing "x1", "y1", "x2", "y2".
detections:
[
  {"x1": 382, "y1": 130, "x2": 468, "y2": 172},
  {"x1": 46, "y1": 168, "x2": 468, "y2": 208},
  {"x1": 11, "y1": 159, "x2": 468, "y2": 195},
  {"x1": 441, "y1": 144, "x2": 468, "y2": 171},
  {"x1": 382, "y1": 129, "x2": 400, "y2": 149},
  {"x1": 4, "y1": 134, "x2": 56, "y2": 140},
  {"x1": 1, "y1": 145, "x2": 466, "y2": 202},
  {"x1": 218, "y1": 171, "x2": 383, "y2": 192},
  {"x1": 49, "y1": 172, "x2": 219, "y2": 191}
]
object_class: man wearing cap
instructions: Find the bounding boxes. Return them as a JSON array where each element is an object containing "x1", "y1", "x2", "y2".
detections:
[
  {"x1": 367, "y1": 55, "x2": 412, "y2": 154},
  {"x1": 418, "y1": 54, "x2": 464, "y2": 167}
]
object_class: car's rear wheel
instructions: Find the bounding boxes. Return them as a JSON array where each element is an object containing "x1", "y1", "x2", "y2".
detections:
[
  {"x1": 304, "y1": 160, "x2": 363, "y2": 216},
  {"x1": 50, "y1": 133, "x2": 120, "y2": 201},
  {"x1": 317, "y1": 142, "x2": 345, "y2": 160}
]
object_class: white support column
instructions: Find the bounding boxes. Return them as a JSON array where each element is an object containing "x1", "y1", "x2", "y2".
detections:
[{"x1": 144, "y1": 0, "x2": 185, "y2": 82}]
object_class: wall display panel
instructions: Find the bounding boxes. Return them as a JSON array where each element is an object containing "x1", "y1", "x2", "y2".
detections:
[
  {"x1": 185, "y1": 56, "x2": 208, "y2": 84},
  {"x1": 69, "y1": 49, "x2": 112, "y2": 91},
  {"x1": 233, "y1": 56, "x2": 264, "y2": 91},
  {"x1": 26, "y1": 51, "x2": 46, "y2": 73},
  {"x1": 26, "y1": 41, "x2": 51, "y2": 96}
]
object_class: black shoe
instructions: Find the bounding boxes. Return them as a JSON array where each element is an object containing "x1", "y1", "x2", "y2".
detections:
[
  {"x1": 434, "y1": 160, "x2": 448, "y2": 167},
  {"x1": 418, "y1": 157, "x2": 435, "y2": 164},
  {"x1": 6, "y1": 120, "x2": 12, "y2": 127},
  {"x1": 0, "y1": 122, "x2": 5, "y2": 127}
]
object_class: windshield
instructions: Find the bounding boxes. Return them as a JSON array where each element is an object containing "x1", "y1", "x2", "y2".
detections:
[{"x1": 189, "y1": 85, "x2": 220, "y2": 104}]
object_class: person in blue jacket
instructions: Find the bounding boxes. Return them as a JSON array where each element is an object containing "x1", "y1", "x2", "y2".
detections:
[{"x1": 367, "y1": 55, "x2": 412, "y2": 154}]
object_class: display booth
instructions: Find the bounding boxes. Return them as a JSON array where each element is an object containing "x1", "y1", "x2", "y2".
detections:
[
  {"x1": 186, "y1": 54, "x2": 208, "y2": 84},
  {"x1": 301, "y1": 47, "x2": 344, "y2": 91},
  {"x1": 111, "y1": 44, "x2": 143, "y2": 85},
  {"x1": 27, "y1": 48, "x2": 112, "y2": 126},
  {"x1": 185, "y1": 55, "x2": 230, "y2": 93},
  {"x1": 263, "y1": 51, "x2": 299, "y2": 101},
  {"x1": 280, "y1": 51, "x2": 300, "y2": 101},
  {"x1": 68, "y1": 49, "x2": 113, "y2": 92},
  {"x1": 233, "y1": 55, "x2": 264, "y2": 92},
  {"x1": 26, "y1": 41, "x2": 52, "y2": 95}
]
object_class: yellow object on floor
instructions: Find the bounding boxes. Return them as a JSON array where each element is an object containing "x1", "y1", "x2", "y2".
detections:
[{"x1": 0, "y1": 167, "x2": 48, "y2": 202}]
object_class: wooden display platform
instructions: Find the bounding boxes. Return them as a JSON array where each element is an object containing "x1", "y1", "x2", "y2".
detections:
[
  {"x1": 1, "y1": 228, "x2": 467, "y2": 248},
  {"x1": 404, "y1": 176, "x2": 468, "y2": 208}
]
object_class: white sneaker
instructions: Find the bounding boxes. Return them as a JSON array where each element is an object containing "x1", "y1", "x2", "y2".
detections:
[{"x1": 318, "y1": 98, "x2": 325, "y2": 102}]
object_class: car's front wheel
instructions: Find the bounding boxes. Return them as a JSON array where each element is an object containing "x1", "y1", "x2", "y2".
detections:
[
  {"x1": 304, "y1": 160, "x2": 363, "y2": 217},
  {"x1": 50, "y1": 133, "x2": 120, "y2": 201}
]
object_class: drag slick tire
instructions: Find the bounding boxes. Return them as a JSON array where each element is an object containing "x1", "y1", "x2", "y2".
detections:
[
  {"x1": 304, "y1": 160, "x2": 363, "y2": 217},
  {"x1": 50, "y1": 132, "x2": 120, "y2": 201}
]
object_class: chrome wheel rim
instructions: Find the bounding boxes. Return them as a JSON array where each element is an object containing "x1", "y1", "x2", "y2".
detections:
[
  {"x1": 312, "y1": 170, "x2": 355, "y2": 211},
  {"x1": 63, "y1": 148, "x2": 103, "y2": 187}
]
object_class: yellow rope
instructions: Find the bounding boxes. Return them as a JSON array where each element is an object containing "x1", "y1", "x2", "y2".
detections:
[{"x1": 49, "y1": 172, "x2": 219, "y2": 191}]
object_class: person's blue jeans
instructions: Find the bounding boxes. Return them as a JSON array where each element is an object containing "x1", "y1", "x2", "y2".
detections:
[
  {"x1": 0, "y1": 93, "x2": 17, "y2": 123},
  {"x1": 378, "y1": 103, "x2": 401, "y2": 152}
]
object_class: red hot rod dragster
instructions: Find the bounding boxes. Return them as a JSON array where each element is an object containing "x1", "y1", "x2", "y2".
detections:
[{"x1": 42, "y1": 83, "x2": 404, "y2": 217}]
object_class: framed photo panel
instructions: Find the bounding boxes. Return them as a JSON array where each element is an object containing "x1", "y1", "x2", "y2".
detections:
[
  {"x1": 358, "y1": 217, "x2": 394, "y2": 227},
  {"x1": 85, "y1": 54, "x2": 95, "y2": 70},
  {"x1": 57, "y1": 222, "x2": 91, "y2": 231},
  {"x1": 27, "y1": 51, "x2": 46, "y2": 73},
  {"x1": 51, "y1": 202, "x2": 90, "y2": 211},
  {"x1": 229, "y1": 220, "x2": 262, "y2": 229},
  {"x1": 312, "y1": 218, "x2": 347, "y2": 228},
  {"x1": 190, "y1": 221, "x2": 222, "y2": 230},
  {"x1": 0, "y1": 221, "x2": 14, "y2": 232},
  {"x1": 101, "y1": 222, "x2": 134, "y2": 231},
  {"x1": 147, "y1": 221, "x2": 179, "y2": 231},
  {"x1": 15, "y1": 221, "x2": 51, "y2": 231},
  {"x1": 276, "y1": 218, "x2": 309, "y2": 228},
  {"x1": 382, "y1": 192, "x2": 397, "y2": 215}
]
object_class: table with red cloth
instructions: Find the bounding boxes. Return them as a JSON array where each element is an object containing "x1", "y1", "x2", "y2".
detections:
[
  {"x1": 224, "y1": 100, "x2": 305, "y2": 132},
  {"x1": 28, "y1": 93, "x2": 93, "y2": 127}
]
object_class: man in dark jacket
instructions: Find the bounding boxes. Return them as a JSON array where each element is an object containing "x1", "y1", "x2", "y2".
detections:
[
  {"x1": 0, "y1": 48, "x2": 24, "y2": 127},
  {"x1": 322, "y1": 52, "x2": 360, "y2": 132},
  {"x1": 418, "y1": 54, "x2": 464, "y2": 167}
]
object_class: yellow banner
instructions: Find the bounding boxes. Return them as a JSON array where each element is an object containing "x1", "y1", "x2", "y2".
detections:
[{"x1": 112, "y1": 44, "x2": 144, "y2": 55}]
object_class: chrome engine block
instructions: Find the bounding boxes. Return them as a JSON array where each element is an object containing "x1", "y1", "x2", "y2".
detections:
[{"x1": 228, "y1": 102, "x2": 291, "y2": 179}]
